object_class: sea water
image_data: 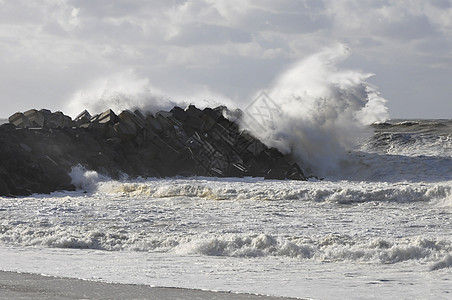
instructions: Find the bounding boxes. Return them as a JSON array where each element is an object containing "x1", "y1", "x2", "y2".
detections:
[
  {"x1": 2, "y1": 47, "x2": 451, "y2": 299},
  {"x1": 1, "y1": 120, "x2": 452, "y2": 299}
]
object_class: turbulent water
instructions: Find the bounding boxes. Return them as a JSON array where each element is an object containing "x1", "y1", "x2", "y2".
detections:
[
  {"x1": 1, "y1": 47, "x2": 451, "y2": 298},
  {"x1": 0, "y1": 119, "x2": 452, "y2": 299}
]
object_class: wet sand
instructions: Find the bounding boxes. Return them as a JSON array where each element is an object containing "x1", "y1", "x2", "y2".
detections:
[{"x1": 0, "y1": 271, "x2": 302, "y2": 300}]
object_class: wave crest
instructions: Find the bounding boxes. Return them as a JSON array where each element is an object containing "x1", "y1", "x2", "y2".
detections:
[
  {"x1": 242, "y1": 45, "x2": 389, "y2": 178},
  {"x1": 97, "y1": 178, "x2": 452, "y2": 204}
]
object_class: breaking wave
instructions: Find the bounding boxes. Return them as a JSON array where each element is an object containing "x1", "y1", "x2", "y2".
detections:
[
  {"x1": 64, "y1": 45, "x2": 390, "y2": 179},
  {"x1": 0, "y1": 222, "x2": 450, "y2": 267},
  {"x1": 242, "y1": 44, "x2": 389, "y2": 178},
  {"x1": 430, "y1": 254, "x2": 452, "y2": 271},
  {"x1": 68, "y1": 176, "x2": 452, "y2": 204},
  {"x1": 69, "y1": 165, "x2": 109, "y2": 192}
]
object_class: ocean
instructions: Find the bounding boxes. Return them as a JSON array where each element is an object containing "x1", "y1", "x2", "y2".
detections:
[{"x1": 0, "y1": 119, "x2": 451, "y2": 299}]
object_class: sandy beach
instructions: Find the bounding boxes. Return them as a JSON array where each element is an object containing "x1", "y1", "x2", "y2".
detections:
[{"x1": 0, "y1": 271, "x2": 302, "y2": 300}]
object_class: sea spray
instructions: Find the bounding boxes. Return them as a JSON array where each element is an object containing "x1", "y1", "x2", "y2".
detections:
[
  {"x1": 242, "y1": 45, "x2": 389, "y2": 178},
  {"x1": 69, "y1": 164, "x2": 104, "y2": 192},
  {"x1": 65, "y1": 70, "x2": 179, "y2": 117},
  {"x1": 65, "y1": 70, "x2": 237, "y2": 118},
  {"x1": 65, "y1": 46, "x2": 389, "y2": 179}
]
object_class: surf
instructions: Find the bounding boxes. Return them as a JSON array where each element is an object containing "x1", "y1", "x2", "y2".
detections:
[{"x1": 240, "y1": 44, "x2": 389, "y2": 178}]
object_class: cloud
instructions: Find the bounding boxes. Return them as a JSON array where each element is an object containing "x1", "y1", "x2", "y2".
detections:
[{"x1": 0, "y1": 0, "x2": 451, "y2": 118}]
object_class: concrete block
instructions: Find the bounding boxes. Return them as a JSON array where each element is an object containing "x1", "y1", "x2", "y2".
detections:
[
  {"x1": 24, "y1": 109, "x2": 45, "y2": 127},
  {"x1": 98, "y1": 109, "x2": 118, "y2": 125}
]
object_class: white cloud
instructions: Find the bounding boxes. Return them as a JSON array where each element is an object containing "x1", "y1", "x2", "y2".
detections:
[{"x1": 0, "y1": 0, "x2": 451, "y2": 118}]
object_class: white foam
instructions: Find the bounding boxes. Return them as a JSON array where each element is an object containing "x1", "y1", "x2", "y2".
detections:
[
  {"x1": 1, "y1": 174, "x2": 451, "y2": 299},
  {"x1": 241, "y1": 44, "x2": 389, "y2": 178},
  {"x1": 92, "y1": 177, "x2": 452, "y2": 204},
  {"x1": 2, "y1": 218, "x2": 449, "y2": 264},
  {"x1": 362, "y1": 131, "x2": 452, "y2": 158},
  {"x1": 430, "y1": 254, "x2": 452, "y2": 271},
  {"x1": 69, "y1": 165, "x2": 107, "y2": 192}
]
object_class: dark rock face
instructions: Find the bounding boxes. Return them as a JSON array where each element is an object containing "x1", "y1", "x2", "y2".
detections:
[{"x1": 0, "y1": 106, "x2": 305, "y2": 197}]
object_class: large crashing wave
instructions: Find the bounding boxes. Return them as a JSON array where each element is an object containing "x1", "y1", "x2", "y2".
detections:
[
  {"x1": 65, "y1": 45, "x2": 389, "y2": 179},
  {"x1": 242, "y1": 45, "x2": 389, "y2": 178}
]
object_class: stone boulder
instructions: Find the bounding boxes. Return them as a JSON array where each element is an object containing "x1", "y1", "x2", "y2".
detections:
[
  {"x1": 8, "y1": 109, "x2": 73, "y2": 129},
  {"x1": 1, "y1": 105, "x2": 307, "y2": 197}
]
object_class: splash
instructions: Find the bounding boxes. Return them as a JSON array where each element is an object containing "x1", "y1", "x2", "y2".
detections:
[
  {"x1": 65, "y1": 70, "x2": 179, "y2": 117},
  {"x1": 65, "y1": 46, "x2": 389, "y2": 179},
  {"x1": 243, "y1": 45, "x2": 389, "y2": 177},
  {"x1": 69, "y1": 165, "x2": 105, "y2": 192},
  {"x1": 65, "y1": 70, "x2": 236, "y2": 118}
]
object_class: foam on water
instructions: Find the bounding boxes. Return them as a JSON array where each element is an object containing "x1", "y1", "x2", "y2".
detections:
[
  {"x1": 1, "y1": 211, "x2": 450, "y2": 266},
  {"x1": 174, "y1": 234, "x2": 452, "y2": 264},
  {"x1": 367, "y1": 133, "x2": 452, "y2": 157},
  {"x1": 430, "y1": 254, "x2": 452, "y2": 271},
  {"x1": 333, "y1": 151, "x2": 452, "y2": 182},
  {"x1": 0, "y1": 200, "x2": 448, "y2": 259},
  {"x1": 4, "y1": 174, "x2": 447, "y2": 266},
  {"x1": 333, "y1": 119, "x2": 452, "y2": 182},
  {"x1": 2, "y1": 174, "x2": 452, "y2": 298},
  {"x1": 91, "y1": 177, "x2": 452, "y2": 204},
  {"x1": 365, "y1": 120, "x2": 452, "y2": 158}
]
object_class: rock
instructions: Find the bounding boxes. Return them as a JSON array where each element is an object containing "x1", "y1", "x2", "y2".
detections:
[
  {"x1": 0, "y1": 126, "x2": 76, "y2": 196},
  {"x1": 7, "y1": 109, "x2": 73, "y2": 129},
  {"x1": 1, "y1": 105, "x2": 306, "y2": 197},
  {"x1": 23, "y1": 109, "x2": 45, "y2": 127},
  {"x1": 8, "y1": 112, "x2": 32, "y2": 128},
  {"x1": 74, "y1": 110, "x2": 92, "y2": 126},
  {"x1": 133, "y1": 109, "x2": 146, "y2": 121},
  {"x1": 200, "y1": 108, "x2": 221, "y2": 131},
  {"x1": 170, "y1": 107, "x2": 187, "y2": 121},
  {"x1": 45, "y1": 111, "x2": 73, "y2": 128},
  {"x1": 19, "y1": 143, "x2": 32, "y2": 152},
  {"x1": 156, "y1": 111, "x2": 173, "y2": 118},
  {"x1": 146, "y1": 115, "x2": 162, "y2": 132},
  {"x1": 98, "y1": 109, "x2": 118, "y2": 125}
]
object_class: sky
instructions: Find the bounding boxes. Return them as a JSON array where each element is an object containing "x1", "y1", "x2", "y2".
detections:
[{"x1": 1, "y1": 0, "x2": 452, "y2": 119}]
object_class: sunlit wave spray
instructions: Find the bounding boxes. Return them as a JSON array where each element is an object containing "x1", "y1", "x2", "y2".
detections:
[
  {"x1": 65, "y1": 70, "x2": 236, "y2": 118},
  {"x1": 66, "y1": 45, "x2": 389, "y2": 179},
  {"x1": 242, "y1": 45, "x2": 389, "y2": 178}
]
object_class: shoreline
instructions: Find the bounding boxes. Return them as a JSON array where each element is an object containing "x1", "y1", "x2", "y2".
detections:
[{"x1": 0, "y1": 270, "x2": 304, "y2": 300}]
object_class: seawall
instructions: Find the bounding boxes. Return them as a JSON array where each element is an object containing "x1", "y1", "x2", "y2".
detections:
[{"x1": 0, "y1": 106, "x2": 305, "y2": 196}]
